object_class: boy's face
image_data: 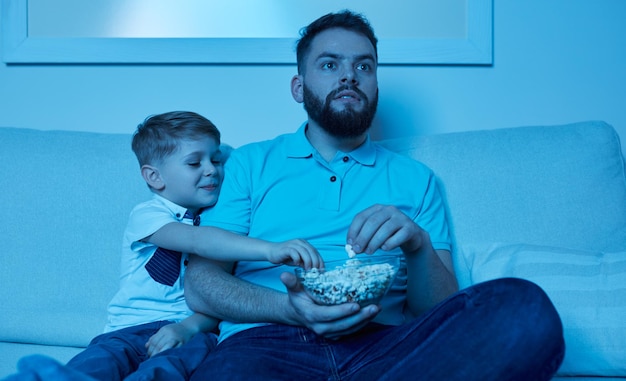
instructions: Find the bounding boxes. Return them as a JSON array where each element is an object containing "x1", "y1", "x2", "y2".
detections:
[{"x1": 155, "y1": 137, "x2": 223, "y2": 213}]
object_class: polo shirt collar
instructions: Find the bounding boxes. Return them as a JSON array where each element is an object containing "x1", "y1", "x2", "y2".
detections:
[
  {"x1": 348, "y1": 135, "x2": 376, "y2": 166},
  {"x1": 286, "y1": 122, "x2": 376, "y2": 165},
  {"x1": 153, "y1": 194, "x2": 196, "y2": 222},
  {"x1": 285, "y1": 123, "x2": 314, "y2": 159}
]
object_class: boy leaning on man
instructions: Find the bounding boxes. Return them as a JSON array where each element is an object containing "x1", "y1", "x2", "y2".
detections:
[{"x1": 3, "y1": 110, "x2": 322, "y2": 381}]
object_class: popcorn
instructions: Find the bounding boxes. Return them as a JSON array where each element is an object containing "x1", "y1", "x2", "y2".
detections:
[
  {"x1": 297, "y1": 259, "x2": 397, "y2": 306},
  {"x1": 345, "y1": 243, "x2": 357, "y2": 258}
]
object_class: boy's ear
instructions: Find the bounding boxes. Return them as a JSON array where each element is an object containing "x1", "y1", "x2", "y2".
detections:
[
  {"x1": 141, "y1": 165, "x2": 165, "y2": 190},
  {"x1": 291, "y1": 74, "x2": 304, "y2": 103}
]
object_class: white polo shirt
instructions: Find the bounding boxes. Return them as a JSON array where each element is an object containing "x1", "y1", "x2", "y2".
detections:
[{"x1": 105, "y1": 195, "x2": 195, "y2": 333}]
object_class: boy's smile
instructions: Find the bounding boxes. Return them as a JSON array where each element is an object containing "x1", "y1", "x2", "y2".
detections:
[{"x1": 154, "y1": 136, "x2": 223, "y2": 212}]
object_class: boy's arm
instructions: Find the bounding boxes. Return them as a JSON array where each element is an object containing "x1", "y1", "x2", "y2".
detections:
[
  {"x1": 145, "y1": 312, "x2": 218, "y2": 357},
  {"x1": 179, "y1": 311, "x2": 219, "y2": 334},
  {"x1": 145, "y1": 222, "x2": 322, "y2": 269}
]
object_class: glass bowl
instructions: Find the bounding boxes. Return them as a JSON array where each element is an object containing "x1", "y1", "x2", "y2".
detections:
[{"x1": 294, "y1": 255, "x2": 400, "y2": 307}]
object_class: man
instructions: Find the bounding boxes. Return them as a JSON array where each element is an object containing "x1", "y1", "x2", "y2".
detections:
[{"x1": 185, "y1": 10, "x2": 565, "y2": 380}]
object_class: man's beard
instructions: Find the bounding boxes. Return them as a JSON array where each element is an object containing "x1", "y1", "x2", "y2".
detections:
[{"x1": 302, "y1": 84, "x2": 378, "y2": 138}]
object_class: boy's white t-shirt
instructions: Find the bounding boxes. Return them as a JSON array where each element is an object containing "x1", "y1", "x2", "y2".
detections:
[{"x1": 105, "y1": 194, "x2": 195, "y2": 333}]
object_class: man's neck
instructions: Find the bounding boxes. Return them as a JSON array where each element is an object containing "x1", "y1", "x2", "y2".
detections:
[{"x1": 305, "y1": 122, "x2": 368, "y2": 162}]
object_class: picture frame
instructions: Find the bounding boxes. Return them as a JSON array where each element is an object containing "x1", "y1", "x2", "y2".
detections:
[{"x1": 1, "y1": 0, "x2": 492, "y2": 65}]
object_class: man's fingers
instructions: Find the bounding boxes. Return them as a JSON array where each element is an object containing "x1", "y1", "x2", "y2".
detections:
[
  {"x1": 281, "y1": 271, "x2": 299, "y2": 290},
  {"x1": 349, "y1": 205, "x2": 397, "y2": 253},
  {"x1": 347, "y1": 204, "x2": 381, "y2": 245}
]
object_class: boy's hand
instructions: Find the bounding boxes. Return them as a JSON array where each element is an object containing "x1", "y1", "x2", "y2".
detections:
[
  {"x1": 267, "y1": 239, "x2": 323, "y2": 269},
  {"x1": 145, "y1": 323, "x2": 195, "y2": 357}
]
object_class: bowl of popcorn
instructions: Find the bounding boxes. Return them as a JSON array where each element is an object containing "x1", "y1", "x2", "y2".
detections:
[{"x1": 295, "y1": 255, "x2": 400, "y2": 307}]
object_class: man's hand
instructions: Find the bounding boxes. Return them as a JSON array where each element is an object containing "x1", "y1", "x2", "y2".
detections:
[
  {"x1": 267, "y1": 239, "x2": 323, "y2": 270},
  {"x1": 145, "y1": 323, "x2": 195, "y2": 357},
  {"x1": 346, "y1": 204, "x2": 458, "y2": 318},
  {"x1": 347, "y1": 204, "x2": 426, "y2": 256},
  {"x1": 280, "y1": 271, "x2": 379, "y2": 339}
]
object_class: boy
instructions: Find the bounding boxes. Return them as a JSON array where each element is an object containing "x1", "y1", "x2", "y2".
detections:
[{"x1": 5, "y1": 111, "x2": 321, "y2": 381}]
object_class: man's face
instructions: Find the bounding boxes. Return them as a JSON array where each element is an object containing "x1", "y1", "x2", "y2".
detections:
[
  {"x1": 298, "y1": 28, "x2": 379, "y2": 138},
  {"x1": 302, "y1": 82, "x2": 378, "y2": 138}
]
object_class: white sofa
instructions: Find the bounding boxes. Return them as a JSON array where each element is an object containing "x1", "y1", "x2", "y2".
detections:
[{"x1": 1, "y1": 121, "x2": 625, "y2": 380}]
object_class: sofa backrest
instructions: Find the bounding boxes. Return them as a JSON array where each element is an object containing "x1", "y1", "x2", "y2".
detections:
[
  {"x1": 0, "y1": 127, "x2": 148, "y2": 347},
  {"x1": 2, "y1": 121, "x2": 625, "y2": 350},
  {"x1": 379, "y1": 120, "x2": 626, "y2": 274}
]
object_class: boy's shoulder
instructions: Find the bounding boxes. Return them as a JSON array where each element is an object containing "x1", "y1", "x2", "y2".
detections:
[
  {"x1": 124, "y1": 195, "x2": 190, "y2": 242},
  {"x1": 128, "y1": 195, "x2": 188, "y2": 224}
]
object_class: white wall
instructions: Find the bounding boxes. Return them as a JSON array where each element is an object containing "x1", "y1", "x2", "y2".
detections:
[{"x1": 1, "y1": 1, "x2": 625, "y2": 155}]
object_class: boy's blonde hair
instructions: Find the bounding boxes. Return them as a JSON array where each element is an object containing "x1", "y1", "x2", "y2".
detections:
[{"x1": 132, "y1": 111, "x2": 221, "y2": 167}]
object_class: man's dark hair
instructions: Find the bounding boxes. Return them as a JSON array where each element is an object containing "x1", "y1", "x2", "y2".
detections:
[{"x1": 296, "y1": 10, "x2": 378, "y2": 74}]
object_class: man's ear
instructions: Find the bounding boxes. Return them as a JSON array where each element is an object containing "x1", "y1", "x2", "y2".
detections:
[
  {"x1": 141, "y1": 165, "x2": 165, "y2": 190},
  {"x1": 291, "y1": 74, "x2": 304, "y2": 103}
]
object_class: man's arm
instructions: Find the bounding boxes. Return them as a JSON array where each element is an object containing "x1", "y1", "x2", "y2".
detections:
[
  {"x1": 184, "y1": 255, "x2": 378, "y2": 337},
  {"x1": 184, "y1": 255, "x2": 293, "y2": 323},
  {"x1": 404, "y1": 245, "x2": 458, "y2": 318}
]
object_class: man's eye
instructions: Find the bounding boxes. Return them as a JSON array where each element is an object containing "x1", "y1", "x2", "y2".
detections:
[
  {"x1": 322, "y1": 62, "x2": 336, "y2": 70},
  {"x1": 357, "y1": 63, "x2": 370, "y2": 71}
]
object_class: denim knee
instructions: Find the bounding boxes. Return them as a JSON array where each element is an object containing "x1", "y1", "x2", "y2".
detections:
[{"x1": 476, "y1": 277, "x2": 565, "y2": 376}]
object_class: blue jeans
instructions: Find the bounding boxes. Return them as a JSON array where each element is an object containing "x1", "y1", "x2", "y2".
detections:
[
  {"x1": 66, "y1": 321, "x2": 216, "y2": 381},
  {"x1": 190, "y1": 278, "x2": 565, "y2": 381}
]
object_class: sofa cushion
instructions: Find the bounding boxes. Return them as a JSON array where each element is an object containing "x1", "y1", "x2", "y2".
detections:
[
  {"x1": 461, "y1": 243, "x2": 626, "y2": 376},
  {"x1": 379, "y1": 121, "x2": 626, "y2": 377},
  {"x1": 0, "y1": 127, "x2": 148, "y2": 347},
  {"x1": 379, "y1": 121, "x2": 626, "y2": 256}
]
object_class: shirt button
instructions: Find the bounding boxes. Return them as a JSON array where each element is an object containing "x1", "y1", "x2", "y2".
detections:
[
  {"x1": 330, "y1": 176, "x2": 337, "y2": 182},
  {"x1": 343, "y1": 156, "x2": 349, "y2": 162}
]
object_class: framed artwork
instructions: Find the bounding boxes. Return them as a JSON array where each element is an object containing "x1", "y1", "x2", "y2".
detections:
[{"x1": 1, "y1": 0, "x2": 492, "y2": 65}]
